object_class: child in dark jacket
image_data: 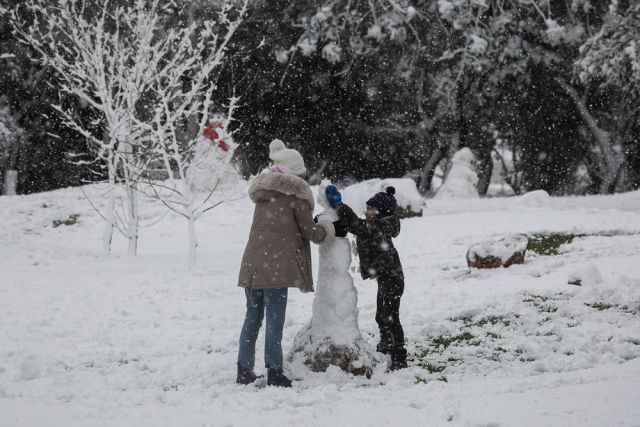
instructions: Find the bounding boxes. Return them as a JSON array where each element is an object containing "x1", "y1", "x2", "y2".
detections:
[{"x1": 325, "y1": 185, "x2": 407, "y2": 370}]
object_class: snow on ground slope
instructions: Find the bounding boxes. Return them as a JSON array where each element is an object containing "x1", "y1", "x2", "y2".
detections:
[{"x1": 1, "y1": 185, "x2": 640, "y2": 427}]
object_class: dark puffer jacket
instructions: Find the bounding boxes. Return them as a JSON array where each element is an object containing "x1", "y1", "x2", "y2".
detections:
[{"x1": 338, "y1": 204, "x2": 404, "y2": 281}]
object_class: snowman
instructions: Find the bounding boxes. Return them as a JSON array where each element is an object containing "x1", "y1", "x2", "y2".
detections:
[
  {"x1": 289, "y1": 180, "x2": 376, "y2": 377},
  {"x1": 186, "y1": 113, "x2": 238, "y2": 194},
  {"x1": 434, "y1": 147, "x2": 479, "y2": 199}
]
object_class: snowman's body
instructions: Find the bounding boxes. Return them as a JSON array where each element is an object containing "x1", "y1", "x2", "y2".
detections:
[{"x1": 289, "y1": 181, "x2": 376, "y2": 376}]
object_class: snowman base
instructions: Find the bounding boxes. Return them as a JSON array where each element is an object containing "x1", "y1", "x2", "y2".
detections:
[{"x1": 290, "y1": 324, "x2": 375, "y2": 378}]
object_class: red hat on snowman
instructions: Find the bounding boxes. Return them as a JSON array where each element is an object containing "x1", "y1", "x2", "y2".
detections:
[{"x1": 203, "y1": 116, "x2": 230, "y2": 152}]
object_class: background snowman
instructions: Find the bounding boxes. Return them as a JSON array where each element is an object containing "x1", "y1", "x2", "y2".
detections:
[
  {"x1": 289, "y1": 180, "x2": 376, "y2": 377},
  {"x1": 186, "y1": 113, "x2": 238, "y2": 194}
]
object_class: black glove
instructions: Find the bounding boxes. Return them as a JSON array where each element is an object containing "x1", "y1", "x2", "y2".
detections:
[
  {"x1": 333, "y1": 220, "x2": 348, "y2": 238},
  {"x1": 337, "y1": 204, "x2": 357, "y2": 222}
]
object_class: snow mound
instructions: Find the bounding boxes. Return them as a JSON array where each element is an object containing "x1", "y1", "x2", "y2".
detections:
[
  {"x1": 519, "y1": 190, "x2": 551, "y2": 207},
  {"x1": 341, "y1": 177, "x2": 425, "y2": 215},
  {"x1": 20, "y1": 357, "x2": 43, "y2": 381},
  {"x1": 434, "y1": 147, "x2": 479, "y2": 200},
  {"x1": 568, "y1": 262, "x2": 603, "y2": 286}
]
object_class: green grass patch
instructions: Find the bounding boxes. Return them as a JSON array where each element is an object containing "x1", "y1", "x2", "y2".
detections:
[
  {"x1": 585, "y1": 302, "x2": 614, "y2": 311},
  {"x1": 418, "y1": 361, "x2": 446, "y2": 374},
  {"x1": 585, "y1": 302, "x2": 639, "y2": 314},
  {"x1": 414, "y1": 375, "x2": 448, "y2": 384},
  {"x1": 53, "y1": 214, "x2": 80, "y2": 228},
  {"x1": 462, "y1": 314, "x2": 513, "y2": 328},
  {"x1": 524, "y1": 294, "x2": 562, "y2": 314},
  {"x1": 413, "y1": 333, "x2": 477, "y2": 375},
  {"x1": 431, "y1": 332, "x2": 475, "y2": 350},
  {"x1": 527, "y1": 234, "x2": 582, "y2": 255}
]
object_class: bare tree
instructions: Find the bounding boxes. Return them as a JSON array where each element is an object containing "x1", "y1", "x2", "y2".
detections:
[
  {"x1": 13, "y1": 0, "x2": 168, "y2": 256},
  {"x1": 139, "y1": 98, "x2": 244, "y2": 269},
  {"x1": 13, "y1": 0, "x2": 248, "y2": 259},
  {"x1": 132, "y1": 0, "x2": 249, "y2": 268}
]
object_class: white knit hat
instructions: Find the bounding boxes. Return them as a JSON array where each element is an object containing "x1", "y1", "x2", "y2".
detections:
[{"x1": 269, "y1": 139, "x2": 307, "y2": 176}]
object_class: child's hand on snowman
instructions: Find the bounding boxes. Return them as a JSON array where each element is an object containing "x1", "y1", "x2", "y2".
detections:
[
  {"x1": 325, "y1": 185, "x2": 343, "y2": 209},
  {"x1": 332, "y1": 219, "x2": 348, "y2": 238}
]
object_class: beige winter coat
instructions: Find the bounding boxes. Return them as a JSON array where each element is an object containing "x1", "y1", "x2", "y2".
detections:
[{"x1": 237, "y1": 172, "x2": 335, "y2": 292}]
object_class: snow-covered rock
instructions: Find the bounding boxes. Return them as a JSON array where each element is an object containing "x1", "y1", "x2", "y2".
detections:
[
  {"x1": 434, "y1": 147, "x2": 479, "y2": 200},
  {"x1": 568, "y1": 262, "x2": 603, "y2": 286},
  {"x1": 467, "y1": 233, "x2": 529, "y2": 269},
  {"x1": 341, "y1": 177, "x2": 425, "y2": 217},
  {"x1": 289, "y1": 180, "x2": 376, "y2": 376}
]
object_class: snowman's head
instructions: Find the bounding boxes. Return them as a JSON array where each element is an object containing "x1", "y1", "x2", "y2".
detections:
[{"x1": 317, "y1": 179, "x2": 333, "y2": 210}]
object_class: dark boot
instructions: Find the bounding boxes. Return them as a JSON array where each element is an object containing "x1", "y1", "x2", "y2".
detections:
[
  {"x1": 267, "y1": 368, "x2": 292, "y2": 388},
  {"x1": 389, "y1": 347, "x2": 408, "y2": 371},
  {"x1": 376, "y1": 328, "x2": 393, "y2": 354},
  {"x1": 236, "y1": 363, "x2": 262, "y2": 385},
  {"x1": 376, "y1": 341, "x2": 392, "y2": 355}
]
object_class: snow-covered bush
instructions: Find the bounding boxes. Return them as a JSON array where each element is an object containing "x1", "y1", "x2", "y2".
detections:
[{"x1": 341, "y1": 177, "x2": 425, "y2": 216}]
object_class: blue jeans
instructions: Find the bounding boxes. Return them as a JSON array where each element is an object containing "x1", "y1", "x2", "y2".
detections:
[{"x1": 237, "y1": 288, "x2": 288, "y2": 370}]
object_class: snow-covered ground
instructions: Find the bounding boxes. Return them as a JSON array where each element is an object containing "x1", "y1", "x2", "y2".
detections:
[{"x1": 1, "y1": 184, "x2": 640, "y2": 427}]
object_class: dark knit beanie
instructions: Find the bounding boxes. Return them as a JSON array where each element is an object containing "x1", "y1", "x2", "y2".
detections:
[{"x1": 366, "y1": 187, "x2": 397, "y2": 217}]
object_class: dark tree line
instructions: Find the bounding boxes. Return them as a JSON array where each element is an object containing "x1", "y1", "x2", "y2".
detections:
[{"x1": 1, "y1": 0, "x2": 639, "y2": 196}]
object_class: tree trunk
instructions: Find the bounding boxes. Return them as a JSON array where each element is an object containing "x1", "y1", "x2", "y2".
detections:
[
  {"x1": 126, "y1": 184, "x2": 139, "y2": 256},
  {"x1": 2, "y1": 142, "x2": 19, "y2": 196},
  {"x1": 476, "y1": 147, "x2": 493, "y2": 196},
  {"x1": 601, "y1": 161, "x2": 623, "y2": 194},
  {"x1": 555, "y1": 78, "x2": 624, "y2": 194},
  {"x1": 442, "y1": 131, "x2": 461, "y2": 181},
  {"x1": 102, "y1": 183, "x2": 116, "y2": 258},
  {"x1": 187, "y1": 215, "x2": 198, "y2": 269},
  {"x1": 2, "y1": 170, "x2": 17, "y2": 196},
  {"x1": 418, "y1": 145, "x2": 446, "y2": 196}
]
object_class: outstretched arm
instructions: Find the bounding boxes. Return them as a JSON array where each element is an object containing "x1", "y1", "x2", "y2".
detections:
[{"x1": 338, "y1": 204, "x2": 400, "y2": 238}]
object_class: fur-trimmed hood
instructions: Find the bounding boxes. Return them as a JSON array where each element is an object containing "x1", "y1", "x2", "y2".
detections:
[{"x1": 249, "y1": 172, "x2": 315, "y2": 209}]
